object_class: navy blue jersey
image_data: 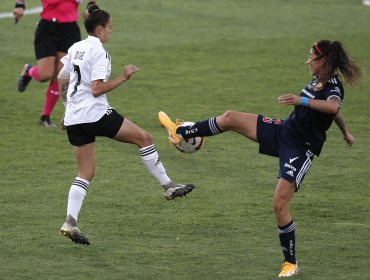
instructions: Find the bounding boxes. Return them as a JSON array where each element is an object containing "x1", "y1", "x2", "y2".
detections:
[{"x1": 282, "y1": 74, "x2": 344, "y2": 156}]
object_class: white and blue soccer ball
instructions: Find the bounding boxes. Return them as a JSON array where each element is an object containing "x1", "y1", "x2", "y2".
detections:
[{"x1": 175, "y1": 122, "x2": 204, "y2": 154}]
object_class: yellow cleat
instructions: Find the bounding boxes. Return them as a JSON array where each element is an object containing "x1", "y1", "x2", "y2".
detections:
[
  {"x1": 278, "y1": 261, "x2": 300, "y2": 278},
  {"x1": 158, "y1": 111, "x2": 183, "y2": 145}
]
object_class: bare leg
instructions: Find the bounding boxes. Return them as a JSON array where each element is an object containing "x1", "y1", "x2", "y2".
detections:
[
  {"x1": 36, "y1": 56, "x2": 56, "y2": 82},
  {"x1": 273, "y1": 178, "x2": 295, "y2": 225},
  {"x1": 113, "y1": 118, "x2": 153, "y2": 147},
  {"x1": 74, "y1": 143, "x2": 96, "y2": 181},
  {"x1": 216, "y1": 111, "x2": 259, "y2": 142},
  {"x1": 39, "y1": 53, "x2": 66, "y2": 126}
]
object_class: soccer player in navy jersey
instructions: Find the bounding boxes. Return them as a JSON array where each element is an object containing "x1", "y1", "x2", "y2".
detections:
[{"x1": 159, "y1": 40, "x2": 363, "y2": 277}]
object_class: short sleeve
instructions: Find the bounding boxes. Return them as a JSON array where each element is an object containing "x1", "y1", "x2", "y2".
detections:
[
  {"x1": 91, "y1": 50, "x2": 109, "y2": 81},
  {"x1": 60, "y1": 48, "x2": 72, "y2": 68},
  {"x1": 324, "y1": 83, "x2": 344, "y2": 103}
]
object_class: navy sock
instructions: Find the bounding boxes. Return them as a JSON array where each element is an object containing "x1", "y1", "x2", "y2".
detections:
[
  {"x1": 278, "y1": 220, "x2": 296, "y2": 264},
  {"x1": 177, "y1": 117, "x2": 222, "y2": 139}
]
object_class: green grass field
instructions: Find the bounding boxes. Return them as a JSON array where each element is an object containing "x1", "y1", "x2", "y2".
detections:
[{"x1": 0, "y1": 0, "x2": 369, "y2": 279}]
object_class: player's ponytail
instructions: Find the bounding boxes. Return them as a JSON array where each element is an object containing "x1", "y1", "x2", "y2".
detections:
[
  {"x1": 314, "y1": 40, "x2": 363, "y2": 87},
  {"x1": 87, "y1": 4, "x2": 100, "y2": 14},
  {"x1": 84, "y1": 4, "x2": 110, "y2": 34}
]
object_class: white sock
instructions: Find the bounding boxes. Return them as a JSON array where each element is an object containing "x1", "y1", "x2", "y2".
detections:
[
  {"x1": 66, "y1": 177, "x2": 89, "y2": 222},
  {"x1": 140, "y1": 144, "x2": 171, "y2": 186}
]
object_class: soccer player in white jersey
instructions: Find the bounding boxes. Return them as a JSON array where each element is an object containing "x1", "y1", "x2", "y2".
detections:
[{"x1": 57, "y1": 4, "x2": 195, "y2": 245}]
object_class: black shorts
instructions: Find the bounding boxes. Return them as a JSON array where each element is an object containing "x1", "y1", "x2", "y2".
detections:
[
  {"x1": 66, "y1": 109, "x2": 124, "y2": 146},
  {"x1": 257, "y1": 115, "x2": 314, "y2": 190},
  {"x1": 34, "y1": 19, "x2": 81, "y2": 59}
]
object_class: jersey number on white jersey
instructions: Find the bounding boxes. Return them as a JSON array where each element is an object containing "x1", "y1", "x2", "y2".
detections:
[{"x1": 71, "y1": 64, "x2": 81, "y2": 99}]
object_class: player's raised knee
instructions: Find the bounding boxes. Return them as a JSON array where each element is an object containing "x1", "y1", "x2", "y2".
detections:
[{"x1": 141, "y1": 131, "x2": 153, "y2": 146}]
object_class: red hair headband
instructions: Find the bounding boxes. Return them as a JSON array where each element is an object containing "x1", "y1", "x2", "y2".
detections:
[{"x1": 314, "y1": 42, "x2": 328, "y2": 59}]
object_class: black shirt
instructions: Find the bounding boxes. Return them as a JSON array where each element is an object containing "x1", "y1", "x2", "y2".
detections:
[{"x1": 283, "y1": 74, "x2": 344, "y2": 156}]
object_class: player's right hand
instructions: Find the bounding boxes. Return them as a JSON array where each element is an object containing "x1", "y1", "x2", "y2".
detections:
[
  {"x1": 61, "y1": 114, "x2": 66, "y2": 131},
  {"x1": 13, "y1": 7, "x2": 25, "y2": 23}
]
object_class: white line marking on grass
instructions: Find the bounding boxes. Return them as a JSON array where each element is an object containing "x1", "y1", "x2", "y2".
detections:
[{"x1": 0, "y1": 6, "x2": 42, "y2": 19}]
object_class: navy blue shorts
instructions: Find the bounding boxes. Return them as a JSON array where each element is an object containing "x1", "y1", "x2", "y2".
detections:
[
  {"x1": 66, "y1": 109, "x2": 124, "y2": 146},
  {"x1": 256, "y1": 115, "x2": 314, "y2": 190}
]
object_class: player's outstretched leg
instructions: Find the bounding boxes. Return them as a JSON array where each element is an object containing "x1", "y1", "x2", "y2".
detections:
[
  {"x1": 162, "y1": 181, "x2": 195, "y2": 200},
  {"x1": 17, "y1": 64, "x2": 33, "y2": 92},
  {"x1": 278, "y1": 261, "x2": 300, "y2": 278},
  {"x1": 158, "y1": 111, "x2": 182, "y2": 145},
  {"x1": 60, "y1": 215, "x2": 90, "y2": 245}
]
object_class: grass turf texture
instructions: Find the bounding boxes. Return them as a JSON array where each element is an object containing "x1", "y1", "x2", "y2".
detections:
[{"x1": 0, "y1": 0, "x2": 369, "y2": 279}]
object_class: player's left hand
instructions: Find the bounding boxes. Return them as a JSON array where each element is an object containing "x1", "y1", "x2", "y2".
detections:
[
  {"x1": 278, "y1": 94, "x2": 300, "y2": 106},
  {"x1": 123, "y1": 64, "x2": 140, "y2": 80},
  {"x1": 81, "y1": 1, "x2": 96, "y2": 19},
  {"x1": 81, "y1": 10, "x2": 89, "y2": 19}
]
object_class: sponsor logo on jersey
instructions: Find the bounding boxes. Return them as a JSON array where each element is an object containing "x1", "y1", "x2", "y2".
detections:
[{"x1": 302, "y1": 89, "x2": 315, "y2": 99}]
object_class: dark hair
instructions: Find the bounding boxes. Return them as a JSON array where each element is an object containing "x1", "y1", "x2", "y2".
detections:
[
  {"x1": 313, "y1": 40, "x2": 363, "y2": 87},
  {"x1": 84, "y1": 4, "x2": 110, "y2": 34}
]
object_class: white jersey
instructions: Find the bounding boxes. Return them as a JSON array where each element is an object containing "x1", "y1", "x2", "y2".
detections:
[{"x1": 61, "y1": 35, "x2": 112, "y2": 126}]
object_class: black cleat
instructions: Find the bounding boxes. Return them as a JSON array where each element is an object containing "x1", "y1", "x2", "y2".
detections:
[
  {"x1": 17, "y1": 64, "x2": 33, "y2": 92},
  {"x1": 60, "y1": 215, "x2": 90, "y2": 245},
  {"x1": 163, "y1": 183, "x2": 195, "y2": 200},
  {"x1": 39, "y1": 115, "x2": 57, "y2": 128}
]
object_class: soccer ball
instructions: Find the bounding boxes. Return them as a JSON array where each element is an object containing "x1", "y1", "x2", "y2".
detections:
[{"x1": 174, "y1": 122, "x2": 204, "y2": 154}]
